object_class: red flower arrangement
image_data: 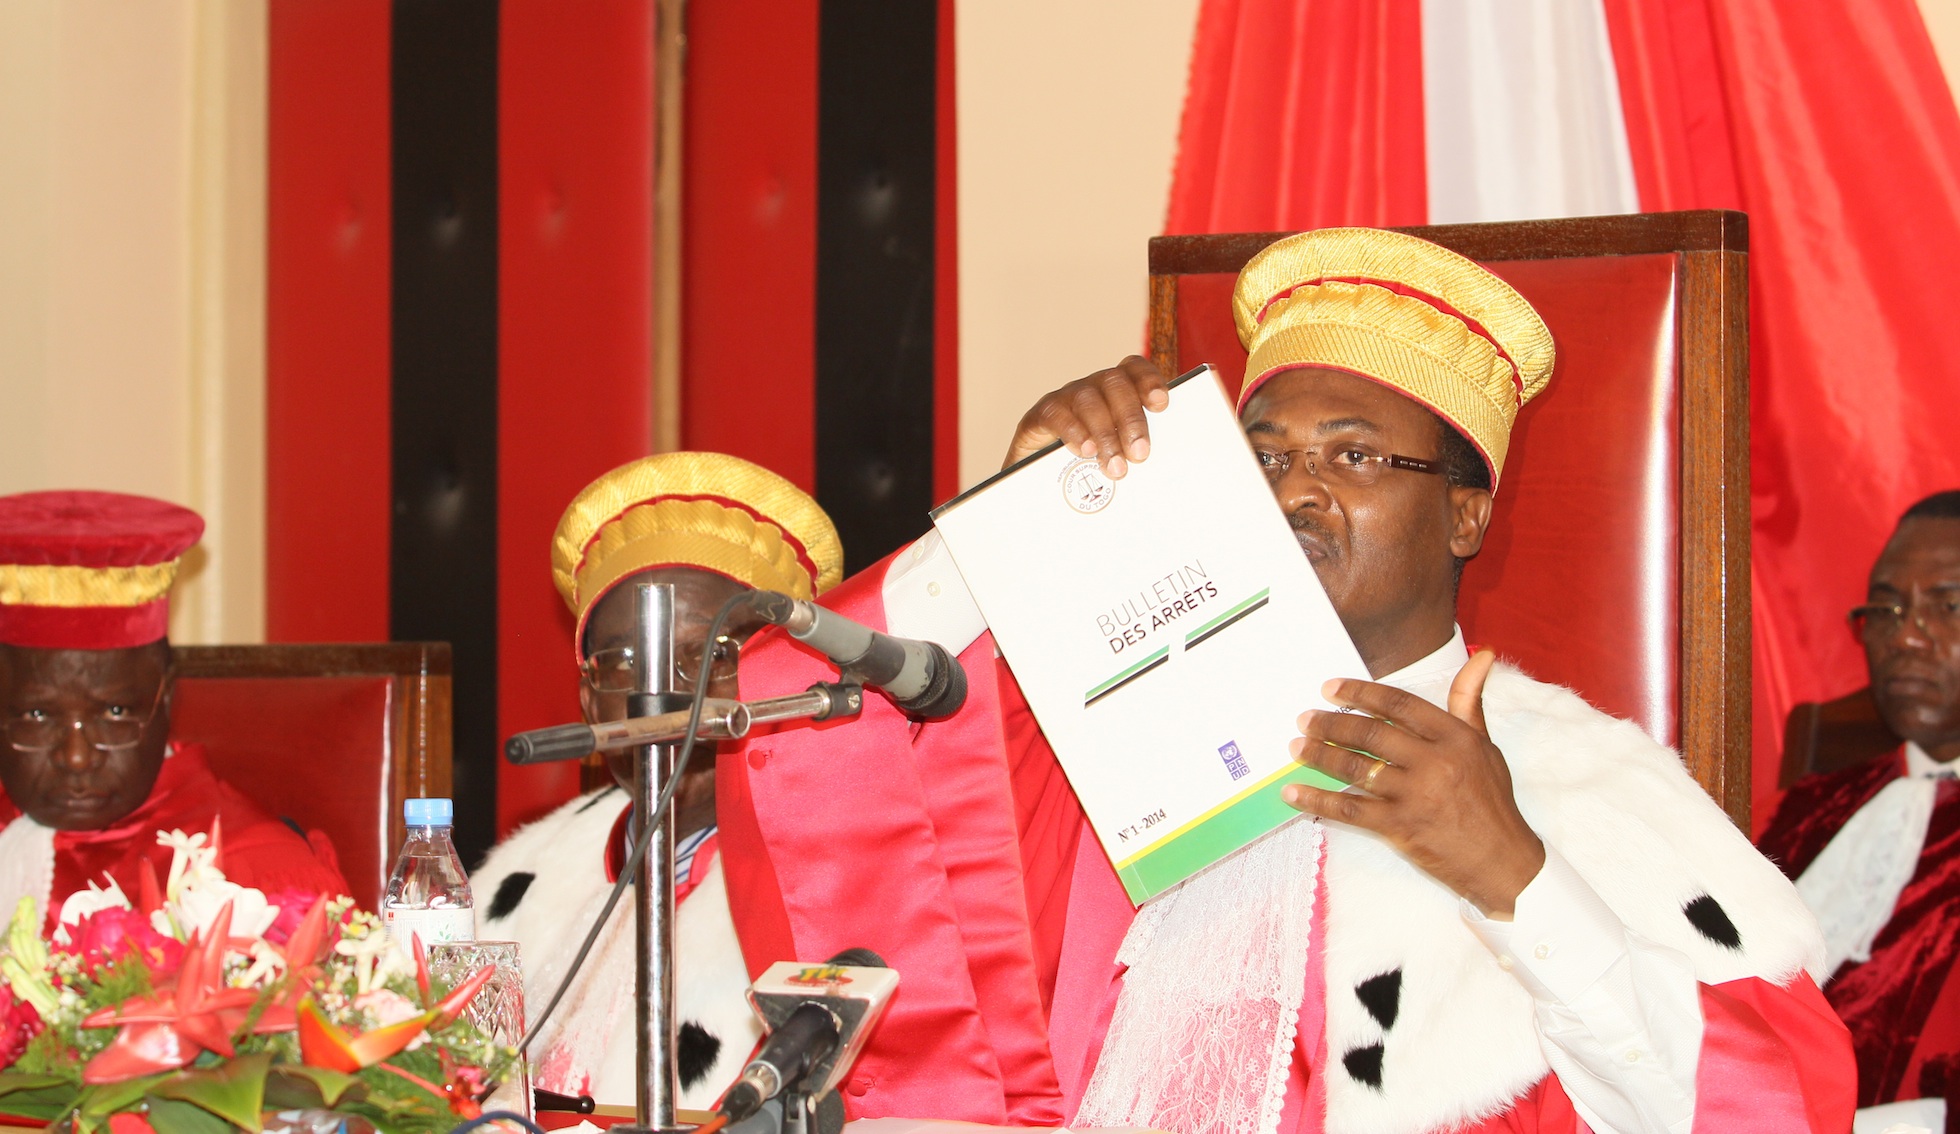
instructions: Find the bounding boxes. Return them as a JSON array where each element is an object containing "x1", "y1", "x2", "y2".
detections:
[{"x1": 0, "y1": 828, "x2": 509, "y2": 1134}]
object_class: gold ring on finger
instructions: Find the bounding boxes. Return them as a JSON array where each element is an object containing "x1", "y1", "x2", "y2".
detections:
[{"x1": 1360, "y1": 757, "x2": 1388, "y2": 794}]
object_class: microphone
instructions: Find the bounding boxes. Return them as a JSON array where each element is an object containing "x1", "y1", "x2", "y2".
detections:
[
  {"x1": 748, "y1": 591, "x2": 968, "y2": 718},
  {"x1": 716, "y1": 951, "x2": 900, "y2": 1126}
]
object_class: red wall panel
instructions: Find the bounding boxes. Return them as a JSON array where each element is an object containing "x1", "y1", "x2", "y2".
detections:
[
  {"x1": 266, "y1": 0, "x2": 392, "y2": 643},
  {"x1": 680, "y1": 0, "x2": 821, "y2": 491},
  {"x1": 498, "y1": 0, "x2": 659, "y2": 832}
]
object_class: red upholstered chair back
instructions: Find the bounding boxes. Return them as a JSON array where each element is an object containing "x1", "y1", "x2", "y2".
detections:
[
  {"x1": 170, "y1": 643, "x2": 453, "y2": 909},
  {"x1": 1148, "y1": 211, "x2": 1751, "y2": 826},
  {"x1": 1781, "y1": 686, "x2": 1900, "y2": 788}
]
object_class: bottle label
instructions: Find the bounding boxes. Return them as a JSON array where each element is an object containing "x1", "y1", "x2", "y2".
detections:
[{"x1": 383, "y1": 906, "x2": 476, "y2": 949}]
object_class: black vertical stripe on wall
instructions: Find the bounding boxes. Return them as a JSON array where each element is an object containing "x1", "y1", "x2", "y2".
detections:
[
  {"x1": 391, "y1": 0, "x2": 499, "y2": 867},
  {"x1": 816, "y1": 0, "x2": 938, "y2": 575}
]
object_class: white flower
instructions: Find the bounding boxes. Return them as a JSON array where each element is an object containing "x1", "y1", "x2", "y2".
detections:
[
  {"x1": 53, "y1": 878, "x2": 133, "y2": 944},
  {"x1": 237, "y1": 939, "x2": 289, "y2": 988},
  {"x1": 158, "y1": 877, "x2": 279, "y2": 943},
  {"x1": 334, "y1": 926, "x2": 405, "y2": 994},
  {"x1": 157, "y1": 829, "x2": 222, "y2": 900}
]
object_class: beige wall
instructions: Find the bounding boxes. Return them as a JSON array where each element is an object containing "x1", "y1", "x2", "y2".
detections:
[
  {"x1": 955, "y1": 0, "x2": 1202, "y2": 489},
  {"x1": 12, "y1": 0, "x2": 1954, "y2": 625},
  {"x1": 1923, "y1": 0, "x2": 1960, "y2": 91},
  {"x1": 0, "y1": 0, "x2": 266, "y2": 644}
]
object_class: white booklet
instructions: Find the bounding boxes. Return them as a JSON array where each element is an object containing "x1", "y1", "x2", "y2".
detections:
[{"x1": 931, "y1": 366, "x2": 1367, "y2": 903}]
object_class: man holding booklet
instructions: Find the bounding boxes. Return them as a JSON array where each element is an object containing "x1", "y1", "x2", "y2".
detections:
[{"x1": 715, "y1": 227, "x2": 1854, "y2": 1134}]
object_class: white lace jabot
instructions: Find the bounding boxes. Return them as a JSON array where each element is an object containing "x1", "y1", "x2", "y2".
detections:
[{"x1": 1796, "y1": 742, "x2": 1949, "y2": 975}]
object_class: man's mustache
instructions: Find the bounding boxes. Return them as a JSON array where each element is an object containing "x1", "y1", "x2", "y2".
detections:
[{"x1": 1288, "y1": 513, "x2": 1336, "y2": 552}]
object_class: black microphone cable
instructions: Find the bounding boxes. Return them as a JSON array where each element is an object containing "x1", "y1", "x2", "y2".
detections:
[{"x1": 513, "y1": 589, "x2": 751, "y2": 1058}]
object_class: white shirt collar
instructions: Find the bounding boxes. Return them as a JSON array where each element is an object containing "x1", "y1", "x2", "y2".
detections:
[
  {"x1": 1378, "y1": 625, "x2": 1470, "y2": 706},
  {"x1": 1905, "y1": 740, "x2": 1960, "y2": 779}
]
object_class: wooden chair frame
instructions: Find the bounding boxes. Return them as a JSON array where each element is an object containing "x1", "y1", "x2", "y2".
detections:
[
  {"x1": 1146, "y1": 210, "x2": 1752, "y2": 825},
  {"x1": 174, "y1": 642, "x2": 454, "y2": 878}
]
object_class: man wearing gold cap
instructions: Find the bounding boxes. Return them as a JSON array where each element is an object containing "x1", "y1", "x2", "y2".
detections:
[
  {"x1": 0, "y1": 491, "x2": 349, "y2": 931},
  {"x1": 714, "y1": 228, "x2": 1853, "y2": 1133},
  {"x1": 470, "y1": 453, "x2": 843, "y2": 1110}
]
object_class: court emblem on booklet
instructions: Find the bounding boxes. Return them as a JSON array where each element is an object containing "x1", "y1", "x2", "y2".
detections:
[{"x1": 1060, "y1": 458, "x2": 1115, "y2": 514}]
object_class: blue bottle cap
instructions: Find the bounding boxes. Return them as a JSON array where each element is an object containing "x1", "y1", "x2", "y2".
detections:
[{"x1": 404, "y1": 797, "x2": 454, "y2": 826}]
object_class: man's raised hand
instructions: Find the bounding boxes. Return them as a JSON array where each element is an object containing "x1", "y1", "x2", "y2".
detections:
[
  {"x1": 1002, "y1": 355, "x2": 1172, "y2": 478},
  {"x1": 1281, "y1": 649, "x2": 1546, "y2": 918}
]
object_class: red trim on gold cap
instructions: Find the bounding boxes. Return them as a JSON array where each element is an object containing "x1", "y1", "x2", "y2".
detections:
[
  {"x1": 571, "y1": 491, "x2": 823, "y2": 599},
  {"x1": 1245, "y1": 275, "x2": 1526, "y2": 409}
]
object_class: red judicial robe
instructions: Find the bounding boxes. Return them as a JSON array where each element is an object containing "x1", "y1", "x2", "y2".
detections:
[
  {"x1": 0, "y1": 742, "x2": 349, "y2": 927},
  {"x1": 1758, "y1": 748, "x2": 1960, "y2": 1111},
  {"x1": 718, "y1": 554, "x2": 1854, "y2": 1133}
]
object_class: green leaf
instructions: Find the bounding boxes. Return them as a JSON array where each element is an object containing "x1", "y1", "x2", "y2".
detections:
[
  {"x1": 80, "y1": 1073, "x2": 170, "y2": 1119},
  {"x1": 144, "y1": 1094, "x2": 234, "y2": 1134},
  {"x1": 0, "y1": 1071, "x2": 79, "y2": 1121},
  {"x1": 150, "y1": 1052, "x2": 270, "y2": 1132},
  {"x1": 264, "y1": 1063, "x2": 365, "y2": 1110},
  {"x1": 0, "y1": 1070, "x2": 72, "y2": 1096}
]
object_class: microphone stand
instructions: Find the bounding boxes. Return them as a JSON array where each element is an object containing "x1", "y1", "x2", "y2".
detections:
[
  {"x1": 520, "y1": 584, "x2": 865, "y2": 1134},
  {"x1": 626, "y1": 581, "x2": 685, "y2": 1134}
]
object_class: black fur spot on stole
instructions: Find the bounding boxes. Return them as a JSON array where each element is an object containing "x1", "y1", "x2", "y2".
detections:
[
  {"x1": 1341, "y1": 968, "x2": 1401, "y2": 1091},
  {"x1": 1355, "y1": 969, "x2": 1401, "y2": 1030},
  {"x1": 1683, "y1": 894, "x2": 1742, "y2": 950},
  {"x1": 487, "y1": 873, "x2": 534, "y2": 922},
  {"x1": 1342, "y1": 1043, "x2": 1385, "y2": 1089},
  {"x1": 679, "y1": 1021, "x2": 722, "y2": 1088}
]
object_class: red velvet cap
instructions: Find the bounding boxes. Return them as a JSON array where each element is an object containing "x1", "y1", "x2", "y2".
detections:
[{"x1": 0, "y1": 491, "x2": 205, "y2": 649}]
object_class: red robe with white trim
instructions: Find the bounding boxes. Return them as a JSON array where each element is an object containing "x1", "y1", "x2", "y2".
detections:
[
  {"x1": 1757, "y1": 748, "x2": 1960, "y2": 1111},
  {"x1": 717, "y1": 554, "x2": 1855, "y2": 1132},
  {"x1": 0, "y1": 743, "x2": 349, "y2": 925}
]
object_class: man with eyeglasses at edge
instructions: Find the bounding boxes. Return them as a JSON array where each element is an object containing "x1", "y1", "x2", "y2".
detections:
[
  {"x1": 0, "y1": 491, "x2": 348, "y2": 935},
  {"x1": 469, "y1": 453, "x2": 845, "y2": 1111},
  {"x1": 1759, "y1": 490, "x2": 1960, "y2": 1131},
  {"x1": 711, "y1": 228, "x2": 1856, "y2": 1134}
]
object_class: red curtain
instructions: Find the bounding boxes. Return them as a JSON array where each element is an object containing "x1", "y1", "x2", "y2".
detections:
[
  {"x1": 1164, "y1": 0, "x2": 1426, "y2": 235},
  {"x1": 1602, "y1": 0, "x2": 1960, "y2": 824},
  {"x1": 1171, "y1": 0, "x2": 1960, "y2": 824}
]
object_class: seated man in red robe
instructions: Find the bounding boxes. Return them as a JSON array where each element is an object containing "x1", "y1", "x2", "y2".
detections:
[
  {"x1": 469, "y1": 452, "x2": 844, "y2": 1109},
  {"x1": 0, "y1": 491, "x2": 349, "y2": 930},
  {"x1": 1759, "y1": 490, "x2": 1960, "y2": 1131},
  {"x1": 717, "y1": 228, "x2": 1856, "y2": 1133}
]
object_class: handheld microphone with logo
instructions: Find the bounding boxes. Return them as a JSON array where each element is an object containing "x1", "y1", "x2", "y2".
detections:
[
  {"x1": 715, "y1": 950, "x2": 899, "y2": 1129},
  {"x1": 747, "y1": 591, "x2": 968, "y2": 719}
]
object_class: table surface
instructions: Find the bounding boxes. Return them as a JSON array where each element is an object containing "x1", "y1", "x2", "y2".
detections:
[{"x1": 537, "y1": 1112, "x2": 1160, "y2": 1134}]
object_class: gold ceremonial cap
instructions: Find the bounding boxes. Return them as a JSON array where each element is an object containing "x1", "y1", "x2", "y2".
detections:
[
  {"x1": 1232, "y1": 227, "x2": 1554, "y2": 487},
  {"x1": 552, "y1": 453, "x2": 844, "y2": 649}
]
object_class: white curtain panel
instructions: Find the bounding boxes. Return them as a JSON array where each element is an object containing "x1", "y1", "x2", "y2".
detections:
[{"x1": 1422, "y1": 0, "x2": 1641, "y2": 223}]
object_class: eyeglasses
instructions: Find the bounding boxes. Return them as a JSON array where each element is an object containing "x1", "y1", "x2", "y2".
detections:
[
  {"x1": 580, "y1": 635, "x2": 742, "y2": 695},
  {"x1": 1253, "y1": 444, "x2": 1442, "y2": 487},
  {"x1": 1851, "y1": 595, "x2": 1960, "y2": 641},
  {"x1": 6, "y1": 681, "x2": 168, "y2": 754}
]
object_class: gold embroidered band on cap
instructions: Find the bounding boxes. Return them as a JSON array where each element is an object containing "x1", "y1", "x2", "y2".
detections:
[
  {"x1": 1232, "y1": 228, "x2": 1555, "y2": 487},
  {"x1": 571, "y1": 498, "x2": 820, "y2": 615},
  {"x1": 0, "y1": 562, "x2": 180, "y2": 609},
  {"x1": 552, "y1": 452, "x2": 845, "y2": 656}
]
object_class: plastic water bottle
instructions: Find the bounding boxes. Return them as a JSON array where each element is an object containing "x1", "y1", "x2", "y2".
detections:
[{"x1": 381, "y1": 798, "x2": 475, "y2": 948}]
